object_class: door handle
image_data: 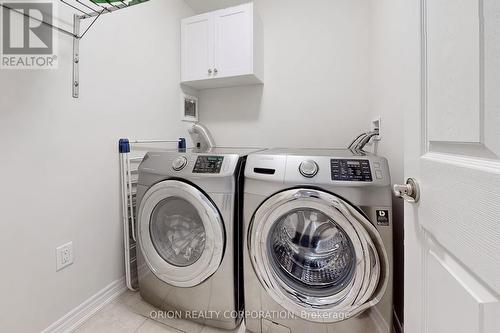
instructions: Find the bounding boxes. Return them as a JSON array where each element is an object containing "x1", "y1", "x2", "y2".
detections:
[{"x1": 394, "y1": 178, "x2": 420, "y2": 203}]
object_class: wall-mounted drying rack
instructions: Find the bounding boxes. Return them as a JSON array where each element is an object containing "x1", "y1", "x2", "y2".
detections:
[{"x1": 0, "y1": 0, "x2": 150, "y2": 98}]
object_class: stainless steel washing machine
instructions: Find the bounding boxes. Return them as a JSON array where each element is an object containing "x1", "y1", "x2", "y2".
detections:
[
  {"x1": 243, "y1": 148, "x2": 393, "y2": 333},
  {"x1": 136, "y1": 147, "x2": 261, "y2": 330}
]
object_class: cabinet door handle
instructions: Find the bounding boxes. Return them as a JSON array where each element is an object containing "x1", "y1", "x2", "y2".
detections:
[
  {"x1": 208, "y1": 69, "x2": 212, "y2": 74},
  {"x1": 213, "y1": 68, "x2": 218, "y2": 74}
]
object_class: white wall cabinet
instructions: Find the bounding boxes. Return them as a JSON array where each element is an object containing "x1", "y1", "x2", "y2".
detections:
[
  {"x1": 181, "y1": 3, "x2": 263, "y2": 89},
  {"x1": 181, "y1": 12, "x2": 213, "y2": 83}
]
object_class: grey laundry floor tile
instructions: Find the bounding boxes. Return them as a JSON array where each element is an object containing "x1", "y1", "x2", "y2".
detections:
[{"x1": 75, "y1": 290, "x2": 245, "y2": 333}]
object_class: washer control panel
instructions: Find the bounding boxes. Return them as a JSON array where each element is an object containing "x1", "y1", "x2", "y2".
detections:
[
  {"x1": 193, "y1": 156, "x2": 224, "y2": 174},
  {"x1": 331, "y1": 159, "x2": 372, "y2": 182}
]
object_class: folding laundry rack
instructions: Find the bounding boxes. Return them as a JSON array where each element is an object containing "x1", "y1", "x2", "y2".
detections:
[
  {"x1": 0, "y1": 0, "x2": 150, "y2": 98},
  {"x1": 119, "y1": 137, "x2": 186, "y2": 291}
]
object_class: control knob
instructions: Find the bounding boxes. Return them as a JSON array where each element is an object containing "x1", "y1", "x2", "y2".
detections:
[
  {"x1": 299, "y1": 160, "x2": 319, "y2": 178},
  {"x1": 172, "y1": 156, "x2": 187, "y2": 171}
]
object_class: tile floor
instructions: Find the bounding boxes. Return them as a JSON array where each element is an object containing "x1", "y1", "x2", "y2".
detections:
[{"x1": 75, "y1": 291, "x2": 246, "y2": 333}]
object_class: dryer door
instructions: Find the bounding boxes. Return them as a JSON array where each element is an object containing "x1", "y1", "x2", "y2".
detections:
[
  {"x1": 248, "y1": 188, "x2": 389, "y2": 323},
  {"x1": 138, "y1": 180, "x2": 225, "y2": 288}
]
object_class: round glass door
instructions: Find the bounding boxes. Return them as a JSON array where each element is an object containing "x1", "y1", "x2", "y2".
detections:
[
  {"x1": 150, "y1": 197, "x2": 206, "y2": 267},
  {"x1": 138, "y1": 180, "x2": 224, "y2": 288},
  {"x1": 269, "y1": 208, "x2": 356, "y2": 296},
  {"x1": 248, "y1": 188, "x2": 389, "y2": 323}
]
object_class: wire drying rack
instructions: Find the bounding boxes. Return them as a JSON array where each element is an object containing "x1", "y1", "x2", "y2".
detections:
[
  {"x1": 0, "y1": 0, "x2": 151, "y2": 98},
  {"x1": 119, "y1": 138, "x2": 186, "y2": 291}
]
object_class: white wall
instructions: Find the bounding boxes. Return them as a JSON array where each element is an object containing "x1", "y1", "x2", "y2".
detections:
[
  {"x1": 184, "y1": 0, "x2": 248, "y2": 12},
  {"x1": 198, "y1": 0, "x2": 373, "y2": 148},
  {"x1": 0, "y1": 1, "x2": 193, "y2": 332}
]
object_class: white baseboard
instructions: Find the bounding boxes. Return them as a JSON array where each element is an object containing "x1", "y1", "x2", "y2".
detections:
[{"x1": 42, "y1": 277, "x2": 127, "y2": 333}]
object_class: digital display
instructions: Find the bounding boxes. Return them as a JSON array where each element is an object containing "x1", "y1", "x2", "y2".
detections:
[
  {"x1": 193, "y1": 156, "x2": 224, "y2": 174},
  {"x1": 331, "y1": 159, "x2": 372, "y2": 182}
]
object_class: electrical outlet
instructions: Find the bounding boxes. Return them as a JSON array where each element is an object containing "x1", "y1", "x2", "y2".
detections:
[{"x1": 56, "y1": 242, "x2": 74, "y2": 271}]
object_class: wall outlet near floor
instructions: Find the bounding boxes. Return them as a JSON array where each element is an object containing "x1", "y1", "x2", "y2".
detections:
[{"x1": 56, "y1": 242, "x2": 74, "y2": 271}]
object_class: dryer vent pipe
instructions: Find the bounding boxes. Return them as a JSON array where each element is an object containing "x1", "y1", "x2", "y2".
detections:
[{"x1": 189, "y1": 122, "x2": 216, "y2": 150}]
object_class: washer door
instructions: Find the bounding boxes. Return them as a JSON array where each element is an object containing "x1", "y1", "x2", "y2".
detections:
[
  {"x1": 248, "y1": 188, "x2": 389, "y2": 323},
  {"x1": 138, "y1": 180, "x2": 224, "y2": 288}
]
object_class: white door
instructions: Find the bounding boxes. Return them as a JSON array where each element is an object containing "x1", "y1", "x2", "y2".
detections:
[
  {"x1": 181, "y1": 12, "x2": 214, "y2": 82},
  {"x1": 404, "y1": 1, "x2": 500, "y2": 332},
  {"x1": 213, "y1": 3, "x2": 253, "y2": 78}
]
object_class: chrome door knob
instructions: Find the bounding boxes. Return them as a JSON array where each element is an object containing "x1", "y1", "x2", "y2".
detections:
[
  {"x1": 208, "y1": 69, "x2": 212, "y2": 74},
  {"x1": 214, "y1": 68, "x2": 218, "y2": 74},
  {"x1": 394, "y1": 178, "x2": 420, "y2": 203},
  {"x1": 299, "y1": 160, "x2": 319, "y2": 178},
  {"x1": 172, "y1": 156, "x2": 188, "y2": 171}
]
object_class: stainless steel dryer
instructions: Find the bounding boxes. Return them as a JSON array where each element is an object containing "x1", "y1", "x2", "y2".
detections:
[
  {"x1": 243, "y1": 148, "x2": 393, "y2": 333},
  {"x1": 136, "y1": 147, "x2": 261, "y2": 330}
]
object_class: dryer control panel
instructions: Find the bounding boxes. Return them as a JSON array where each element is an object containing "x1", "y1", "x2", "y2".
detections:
[
  {"x1": 331, "y1": 159, "x2": 372, "y2": 182},
  {"x1": 245, "y1": 148, "x2": 391, "y2": 187},
  {"x1": 193, "y1": 156, "x2": 224, "y2": 173}
]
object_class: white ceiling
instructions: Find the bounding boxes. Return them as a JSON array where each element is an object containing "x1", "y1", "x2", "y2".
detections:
[{"x1": 183, "y1": 0, "x2": 249, "y2": 13}]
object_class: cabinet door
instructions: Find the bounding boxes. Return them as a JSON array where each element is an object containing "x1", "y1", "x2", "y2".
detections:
[
  {"x1": 181, "y1": 12, "x2": 214, "y2": 82},
  {"x1": 213, "y1": 3, "x2": 253, "y2": 78}
]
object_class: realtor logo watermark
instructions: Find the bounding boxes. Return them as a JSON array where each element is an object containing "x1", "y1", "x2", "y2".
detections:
[{"x1": 1, "y1": 0, "x2": 58, "y2": 69}]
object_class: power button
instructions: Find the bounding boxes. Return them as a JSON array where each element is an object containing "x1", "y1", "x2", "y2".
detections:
[
  {"x1": 172, "y1": 156, "x2": 187, "y2": 171},
  {"x1": 299, "y1": 160, "x2": 319, "y2": 178}
]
